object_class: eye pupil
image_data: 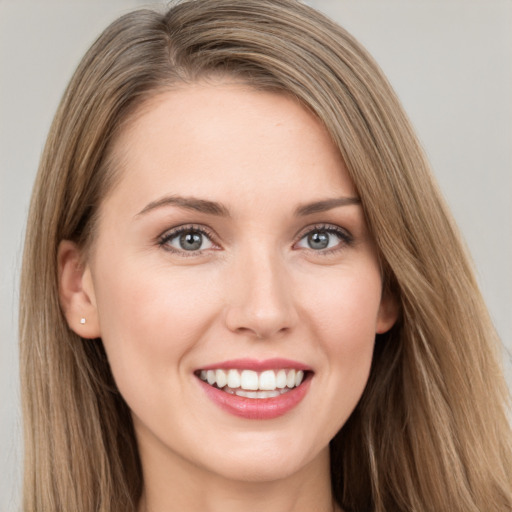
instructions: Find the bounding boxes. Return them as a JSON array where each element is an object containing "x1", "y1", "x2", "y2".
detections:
[
  {"x1": 308, "y1": 231, "x2": 329, "y2": 250},
  {"x1": 180, "y1": 231, "x2": 203, "y2": 251}
]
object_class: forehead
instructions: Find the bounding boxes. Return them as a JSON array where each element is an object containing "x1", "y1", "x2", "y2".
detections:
[{"x1": 104, "y1": 82, "x2": 356, "y2": 216}]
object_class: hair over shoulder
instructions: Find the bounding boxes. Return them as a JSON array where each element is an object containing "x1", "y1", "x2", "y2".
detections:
[{"x1": 20, "y1": 1, "x2": 512, "y2": 511}]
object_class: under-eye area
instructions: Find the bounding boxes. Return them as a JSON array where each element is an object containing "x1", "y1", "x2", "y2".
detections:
[
  {"x1": 158, "y1": 224, "x2": 219, "y2": 254},
  {"x1": 156, "y1": 222, "x2": 355, "y2": 258},
  {"x1": 195, "y1": 368, "x2": 312, "y2": 399},
  {"x1": 294, "y1": 224, "x2": 354, "y2": 254}
]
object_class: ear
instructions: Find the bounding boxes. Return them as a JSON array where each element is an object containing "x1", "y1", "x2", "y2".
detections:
[
  {"x1": 376, "y1": 291, "x2": 399, "y2": 335},
  {"x1": 58, "y1": 240, "x2": 101, "y2": 339}
]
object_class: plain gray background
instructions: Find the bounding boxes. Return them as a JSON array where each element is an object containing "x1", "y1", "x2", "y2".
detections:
[{"x1": 1, "y1": 1, "x2": 511, "y2": 509}]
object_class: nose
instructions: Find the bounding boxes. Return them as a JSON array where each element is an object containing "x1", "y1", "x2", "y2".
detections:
[{"x1": 223, "y1": 249, "x2": 298, "y2": 340}]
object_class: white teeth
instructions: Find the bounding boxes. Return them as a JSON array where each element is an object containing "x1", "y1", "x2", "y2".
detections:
[
  {"x1": 227, "y1": 369, "x2": 241, "y2": 388},
  {"x1": 216, "y1": 369, "x2": 227, "y2": 388},
  {"x1": 240, "y1": 370, "x2": 259, "y2": 390},
  {"x1": 198, "y1": 368, "x2": 308, "y2": 394},
  {"x1": 259, "y1": 370, "x2": 276, "y2": 390},
  {"x1": 286, "y1": 369, "x2": 296, "y2": 388},
  {"x1": 257, "y1": 390, "x2": 281, "y2": 398},
  {"x1": 235, "y1": 389, "x2": 284, "y2": 399},
  {"x1": 276, "y1": 369, "x2": 287, "y2": 389}
]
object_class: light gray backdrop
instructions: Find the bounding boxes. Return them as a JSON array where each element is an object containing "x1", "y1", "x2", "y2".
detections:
[{"x1": 1, "y1": 1, "x2": 511, "y2": 510}]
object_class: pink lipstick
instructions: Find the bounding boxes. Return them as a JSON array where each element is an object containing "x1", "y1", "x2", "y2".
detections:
[{"x1": 195, "y1": 359, "x2": 313, "y2": 420}]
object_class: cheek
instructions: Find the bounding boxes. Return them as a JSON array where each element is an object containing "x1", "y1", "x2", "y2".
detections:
[
  {"x1": 91, "y1": 260, "x2": 219, "y2": 390},
  {"x1": 305, "y1": 263, "x2": 383, "y2": 345},
  {"x1": 96, "y1": 258, "x2": 215, "y2": 331},
  {"x1": 303, "y1": 266, "x2": 381, "y2": 419}
]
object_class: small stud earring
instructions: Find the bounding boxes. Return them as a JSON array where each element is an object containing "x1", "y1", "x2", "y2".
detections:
[{"x1": 80, "y1": 318, "x2": 86, "y2": 325}]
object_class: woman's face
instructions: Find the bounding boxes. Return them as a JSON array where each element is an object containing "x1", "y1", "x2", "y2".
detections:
[{"x1": 69, "y1": 83, "x2": 396, "y2": 483}]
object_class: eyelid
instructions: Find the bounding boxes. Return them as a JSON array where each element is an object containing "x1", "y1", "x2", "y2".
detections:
[
  {"x1": 157, "y1": 224, "x2": 221, "y2": 254},
  {"x1": 156, "y1": 222, "x2": 353, "y2": 256},
  {"x1": 293, "y1": 223, "x2": 354, "y2": 252}
]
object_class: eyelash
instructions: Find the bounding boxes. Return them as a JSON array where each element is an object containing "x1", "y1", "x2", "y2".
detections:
[
  {"x1": 157, "y1": 223, "x2": 353, "y2": 257},
  {"x1": 158, "y1": 224, "x2": 219, "y2": 257},
  {"x1": 294, "y1": 223, "x2": 354, "y2": 256}
]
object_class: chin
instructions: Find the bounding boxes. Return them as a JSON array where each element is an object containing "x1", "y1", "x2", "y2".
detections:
[
  {"x1": 191, "y1": 434, "x2": 329, "y2": 484},
  {"x1": 203, "y1": 455, "x2": 311, "y2": 483}
]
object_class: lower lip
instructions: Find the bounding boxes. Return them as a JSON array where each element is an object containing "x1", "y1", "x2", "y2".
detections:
[{"x1": 197, "y1": 376, "x2": 312, "y2": 420}]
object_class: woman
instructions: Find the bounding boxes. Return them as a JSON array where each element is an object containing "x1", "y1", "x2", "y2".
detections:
[{"x1": 19, "y1": 1, "x2": 512, "y2": 511}]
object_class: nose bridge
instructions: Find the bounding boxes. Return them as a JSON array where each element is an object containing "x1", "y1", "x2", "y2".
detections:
[{"x1": 224, "y1": 242, "x2": 297, "y2": 339}]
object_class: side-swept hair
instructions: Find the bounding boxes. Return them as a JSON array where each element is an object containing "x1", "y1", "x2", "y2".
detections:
[{"x1": 20, "y1": 1, "x2": 512, "y2": 510}]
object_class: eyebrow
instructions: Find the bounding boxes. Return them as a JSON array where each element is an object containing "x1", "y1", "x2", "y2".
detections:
[
  {"x1": 136, "y1": 194, "x2": 361, "y2": 218},
  {"x1": 294, "y1": 196, "x2": 361, "y2": 216},
  {"x1": 136, "y1": 195, "x2": 230, "y2": 217}
]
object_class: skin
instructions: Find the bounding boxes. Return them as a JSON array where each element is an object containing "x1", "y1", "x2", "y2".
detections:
[{"x1": 59, "y1": 82, "x2": 397, "y2": 512}]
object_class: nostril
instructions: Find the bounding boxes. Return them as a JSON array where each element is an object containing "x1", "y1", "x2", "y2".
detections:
[
  {"x1": 226, "y1": 311, "x2": 296, "y2": 340},
  {"x1": 223, "y1": 266, "x2": 298, "y2": 338}
]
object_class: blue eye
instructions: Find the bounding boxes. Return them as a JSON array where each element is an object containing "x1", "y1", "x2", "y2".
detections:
[
  {"x1": 161, "y1": 228, "x2": 214, "y2": 252},
  {"x1": 296, "y1": 226, "x2": 351, "y2": 251}
]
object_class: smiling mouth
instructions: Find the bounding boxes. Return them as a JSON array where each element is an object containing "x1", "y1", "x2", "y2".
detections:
[{"x1": 196, "y1": 368, "x2": 307, "y2": 399}]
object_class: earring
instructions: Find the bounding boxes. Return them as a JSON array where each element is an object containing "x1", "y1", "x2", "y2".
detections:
[{"x1": 80, "y1": 317, "x2": 86, "y2": 325}]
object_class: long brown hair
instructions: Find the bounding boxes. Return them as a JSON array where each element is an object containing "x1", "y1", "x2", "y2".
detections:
[{"x1": 20, "y1": 1, "x2": 512, "y2": 510}]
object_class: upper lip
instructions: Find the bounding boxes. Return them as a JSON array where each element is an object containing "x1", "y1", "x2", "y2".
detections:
[{"x1": 197, "y1": 358, "x2": 313, "y2": 372}]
